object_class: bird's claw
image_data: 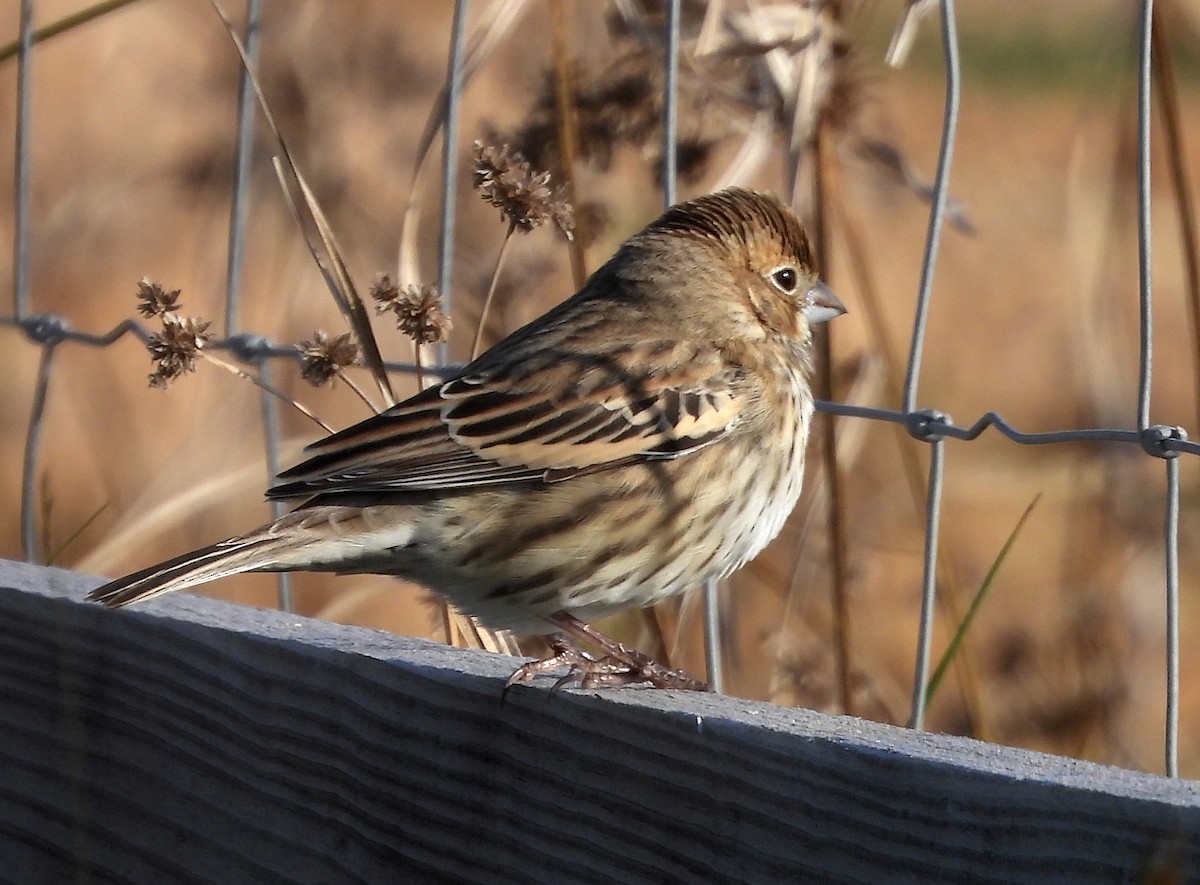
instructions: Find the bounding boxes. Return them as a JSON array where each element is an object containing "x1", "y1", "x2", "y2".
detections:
[{"x1": 505, "y1": 635, "x2": 709, "y2": 691}]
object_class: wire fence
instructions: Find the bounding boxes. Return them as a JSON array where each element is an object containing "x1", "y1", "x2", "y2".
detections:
[{"x1": 3, "y1": 1, "x2": 1194, "y2": 777}]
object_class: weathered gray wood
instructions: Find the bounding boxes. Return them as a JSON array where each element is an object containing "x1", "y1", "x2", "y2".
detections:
[{"x1": 0, "y1": 557, "x2": 1196, "y2": 884}]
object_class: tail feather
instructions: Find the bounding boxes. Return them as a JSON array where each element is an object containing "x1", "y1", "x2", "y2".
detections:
[
  {"x1": 87, "y1": 536, "x2": 276, "y2": 608},
  {"x1": 88, "y1": 505, "x2": 409, "y2": 609}
]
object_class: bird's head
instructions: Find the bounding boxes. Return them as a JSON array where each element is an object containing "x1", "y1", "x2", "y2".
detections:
[{"x1": 632, "y1": 188, "x2": 845, "y2": 344}]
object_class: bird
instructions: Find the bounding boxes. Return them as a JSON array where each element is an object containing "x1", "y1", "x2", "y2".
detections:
[{"x1": 88, "y1": 187, "x2": 845, "y2": 690}]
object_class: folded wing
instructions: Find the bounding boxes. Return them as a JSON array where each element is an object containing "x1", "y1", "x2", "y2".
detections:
[{"x1": 269, "y1": 340, "x2": 744, "y2": 499}]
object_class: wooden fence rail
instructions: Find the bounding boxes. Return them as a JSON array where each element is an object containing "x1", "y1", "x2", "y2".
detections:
[{"x1": 1, "y1": 557, "x2": 1197, "y2": 884}]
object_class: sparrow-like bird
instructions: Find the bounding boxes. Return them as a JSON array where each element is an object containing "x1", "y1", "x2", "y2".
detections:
[{"x1": 89, "y1": 188, "x2": 845, "y2": 690}]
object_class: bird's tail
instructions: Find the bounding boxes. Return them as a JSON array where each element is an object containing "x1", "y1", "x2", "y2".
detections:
[
  {"x1": 86, "y1": 534, "x2": 281, "y2": 608},
  {"x1": 87, "y1": 505, "x2": 412, "y2": 609}
]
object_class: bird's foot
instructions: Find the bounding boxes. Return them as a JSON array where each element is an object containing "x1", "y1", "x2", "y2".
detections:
[{"x1": 505, "y1": 615, "x2": 709, "y2": 691}]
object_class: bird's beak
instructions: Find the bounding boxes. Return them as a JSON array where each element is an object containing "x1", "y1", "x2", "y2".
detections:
[{"x1": 801, "y1": 281, "x2": 846, "y2": 325}]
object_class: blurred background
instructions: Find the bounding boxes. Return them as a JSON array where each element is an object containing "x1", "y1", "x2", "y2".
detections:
[{"x1": 3, "y1": 0, "x2": 1200, "y2": 775}]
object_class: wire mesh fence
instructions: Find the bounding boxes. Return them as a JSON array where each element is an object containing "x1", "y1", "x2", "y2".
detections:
[{"x1": 3, "y1": 1, "x2": 1197, "y2": 778}]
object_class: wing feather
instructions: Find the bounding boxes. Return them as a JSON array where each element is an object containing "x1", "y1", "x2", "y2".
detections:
[{"x1": 269, "y1": 340, "x2": 745, "y2": 500}]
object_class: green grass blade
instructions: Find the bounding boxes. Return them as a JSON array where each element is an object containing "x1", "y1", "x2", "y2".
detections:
[{"x1": 924, "y1": 493, "x2": 1042, "y2": 708}]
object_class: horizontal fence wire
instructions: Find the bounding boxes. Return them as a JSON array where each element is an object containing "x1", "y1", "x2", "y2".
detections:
[{"x1": 2, "y1": 1, "x2": 1190, "y2": 776}]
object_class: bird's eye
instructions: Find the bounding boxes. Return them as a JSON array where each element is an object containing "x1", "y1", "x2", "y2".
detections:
[{"x1": 770, "y1": 266, "x2": 799, "y2": 294}]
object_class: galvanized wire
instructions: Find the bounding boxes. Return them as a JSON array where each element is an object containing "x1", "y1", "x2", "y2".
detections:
[
  {"x1": 662, "y1": 0, "x2": 680, "y2": 209},
  {"x1": 224, "y1": 0, "x2": 261, "y2": 339},
  {"x1": 258, "y1": 357, "x2": 293, "y2": 613},
  {"x1": 1133, "y1": 0, "x2": 1179, "y2": 778},
  {"x1": 910, "y1": 438, "x2": 945, "y2": 730},
  {"x1": 901, "y1": 0, "x2": 959, "y2": 416},
  {"x1": 1165, "y1": 455, "x2": 1180, "y2": 778},
  {"x1": 437, "y1": 0, "x2": 470, "y2": 369},
  {"x1": 13, "y1": 0, "x2": 36, "y2": 560},
  {"x1": 0, "y1": 2, "x2": 1190, "y2": 775},
  {"x1": 11, "y1": 0, "x2": 32, "y2": 320},
  {"x1": 1137, "y1": 0, "x2": 1155, "y2": 434},
  {"x1": 902, "y1": 0, "x2": 959, "y2": 733},
  {"x1": 220, "y1": 0, "x2": 290, "y2": 612},
  {"x1": 658, "y1": 0, "x2": 724, "y2": 693},
  {"x1": 20, "y1": 342, "x2": 55, "y2": 563}
]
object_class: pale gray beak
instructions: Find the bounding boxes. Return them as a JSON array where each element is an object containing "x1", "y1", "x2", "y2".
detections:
[{"x1": 801, "y1": 281, "x2": 846, "y2": 325}]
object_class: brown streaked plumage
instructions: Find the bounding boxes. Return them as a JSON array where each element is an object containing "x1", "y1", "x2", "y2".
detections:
[{"x1": 89, "y1": 188, "x2": 845, "y2": 689}]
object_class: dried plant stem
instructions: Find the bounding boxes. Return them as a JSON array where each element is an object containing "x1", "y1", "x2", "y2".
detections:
[
  {"x1": 336, "y1": 370, "x2": 382, "y2": 414},
  {"x1": 471, "y1": 222, "x2": 517, "y2": 360},
  {"x1": 202, "y1": 352, "x2": 334, "y2": 433},
  {"x1": 413, "y1": 343, "x2": 427, "y2": 391},
  {"x1": 810, "y1": 126, "x2": 853, "y2": 715},
  {"x1": 211, "y1": 2, "x2": 396, "y2": 408},
  {"x1": 1151, "y1": 6, "x2": 1200, "y2": 425},
  {"x1": 0, "y1": 0, "x2": 145, "y2": 64},
  {"x1": 549, "y1": 0, "x2": 588, "y2": 288}
]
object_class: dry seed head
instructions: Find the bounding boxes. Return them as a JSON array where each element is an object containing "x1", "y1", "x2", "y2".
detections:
[
  {"x1": 472, "y1": 141, "x2": 574, "y2": 239},
  {"x1": 147, "y1": 314, "x2": 211, "y2": 389},
  {"x1": 136, "y1": 279, "x2": 183, "y2": 319},
  {"x1": 297, "y1": 330, "x2": 360, "y2": 387},
  {"x1": 372, "y1": 276, "x2": 453, "y2": 346}
]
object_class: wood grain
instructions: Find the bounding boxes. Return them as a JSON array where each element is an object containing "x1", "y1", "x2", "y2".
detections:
[{"x1": 1, "y1": 557, "x2": 1197, "y2": 884}]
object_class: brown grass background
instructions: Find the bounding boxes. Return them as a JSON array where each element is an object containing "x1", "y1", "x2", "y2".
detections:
[{"x1": 3, "y1": 0, "x2": 1200, "y2": 776}]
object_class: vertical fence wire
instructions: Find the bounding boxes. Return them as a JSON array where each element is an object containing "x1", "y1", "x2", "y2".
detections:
[
  {"x1": 20, "y1": 342, "x2": 54, "y2": 564},
  {"x1": 1136, "y1": 0, "x2": 1154, "y2": 434},
  {"x1": 659, "y1": 0, "x2": 722, "y2": 692},
  {"x1": 903, "y1": 0, "x2": 959, "y2": 728},
  {"x1": 11, "y1": 0, "x2": 33, "y2": 320},
  {"x1": 219, "y1": 0, "x2": 291, "y2": 612},
  {"x1": 1134, "y1": 0, "x2": 1179, "y2": 777},
  {"x1": 661, "y1": 0, "x2": 679, "y2": 209},
  {"x1": 224, "y1": 0, "x2": 260, "y2": 338},
  {"x1": 258, "y1": 357, "x2": 292, "y2": 612},
  {"x1": 1165, "y1": 456, "x2": 1180, "y2": 777},
  {"x1": 901, "y1": 0, "x2": 959, "y2": 416},
  {"x1": 437, "y1": 0, "x2": 470, "y2": 370},
  {"x1": 14, "y1": 0, "x2": 38, "y2": 563},
  {"x1": 910, "y1": 438, "x2": 945, "y2": 730}
]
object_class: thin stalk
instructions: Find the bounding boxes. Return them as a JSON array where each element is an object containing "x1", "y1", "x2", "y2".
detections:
[
  {"x1": 0, "y1": 0, "x2": 145, "y2": 65},
  {"x1": 413, "y1": 341, "x2": 426, "y2": 391},
  {"x1": 202, "y1": 353, "x2": 333, "y2": 432},
  {"x1": 46, "y1": 501, "x2": 111, "y2": 567},
  {"x1": 335, "y1": 370, "x2": 381, "y2": 414},
  {"x1": 471, "y1": 223, "x2": 517, "y2": 360},
  {"x1": 215, "y1": 5, "x2": 396, "y2": 407},
  {"x1": 811, "y1": 125, "x2": 853, "y2": 715}
]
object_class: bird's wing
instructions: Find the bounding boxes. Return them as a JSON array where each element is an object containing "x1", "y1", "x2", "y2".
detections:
[{"x1": 268, "y1": 340, "x2": 744, "y2": 498}]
